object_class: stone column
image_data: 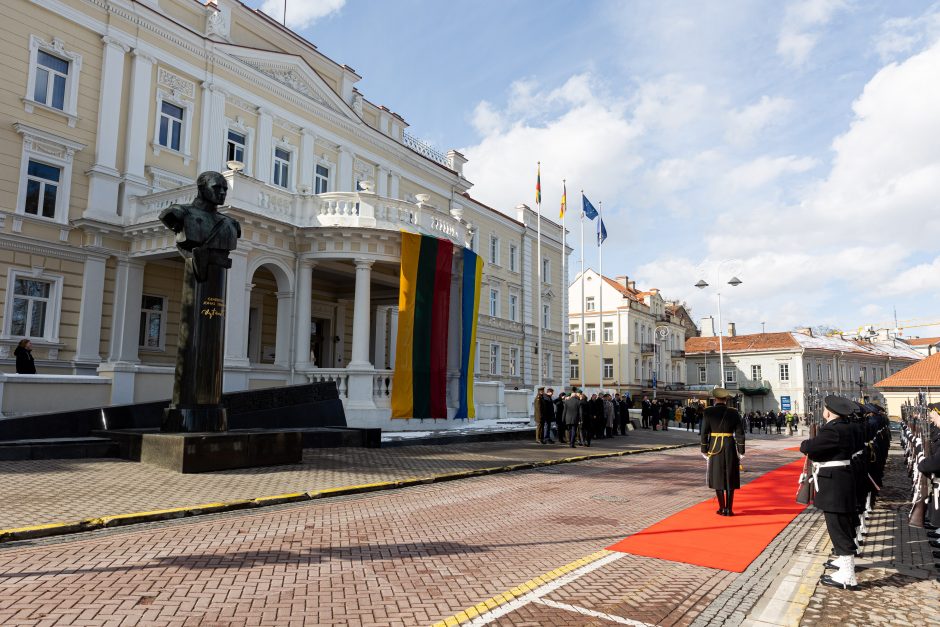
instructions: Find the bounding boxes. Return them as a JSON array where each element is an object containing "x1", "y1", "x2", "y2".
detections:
[
  {"x1": 373, "y1": 306, "x2": 389, "y2": 370},
  {"x1": 223, "y1": 248, "x2": 250, "y2": 366},
  {"x1": 85, "y1": 36, "x2": 128, "y2": 222},
  {"x1": 348, "y1": 259, "x2": 374, "y2": 368},
  {"x1": 389, "y1": 171, "x2": 400, "y2": 200},
  {"x1": 337, "y1": 146, "x2": 354, "y2": 192},
  {"x1": 255, "y1": 107, "x2": 273, "y2": 184},
  {"x1": 446, "y1": 267, "x2": 462, "y2": 410},
  {"x1": 389, "y1": 307, "x2": 399, "y2": 368},
  {"x1": 103, "y1": 257, "x2": 144, "y2": 405},
  {"x1": 376, "y1": 166, "x2": 389, "y2": 197},
  {"x1": 121, "y1": 49, "x2": 155, "y2": 211},
  {"x1": 73, "y1": 252, "x2": 109, "y2": 371},
  {"x1": 294, "y1": 260, "x2": 314, "y2": 369},
  {"x1": 198, "y1": 82, "x2": 227, "y2": 173},
  {"x1": 274, "y1": 289, "x2": 294, "y2": 368},
  {"x1": 299, "y1": 129, "x2": 317, "y2": 193}
]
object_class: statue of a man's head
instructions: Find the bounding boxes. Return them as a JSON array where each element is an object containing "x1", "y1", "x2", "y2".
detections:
[{"x1": 196, "y1": 171, "x2": 228, "y2": 207}]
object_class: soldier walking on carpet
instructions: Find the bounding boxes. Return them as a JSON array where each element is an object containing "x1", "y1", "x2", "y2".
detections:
[
  {"x1": 799, "y1": 395, "x2": 861, "y2": 590},
  {"x1": 701, "y1": 388, "x2": 745, "y2": 516}
]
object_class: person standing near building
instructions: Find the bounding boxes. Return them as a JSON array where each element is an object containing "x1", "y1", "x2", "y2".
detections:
[
  {"x1": 800, "y1": 395, "x2": 861, "y2": 590},
  {"x1": 701, "y1": 388, "x2": 745, "y2": 516},
  {"x1": 14, "y1": 339, "x2": 36, "y2": 374},
  {"x1": 555, "y1": 392, "x2": 567, "y2": 444},
  {"x1": 533, "y1": 387, "x2": 545, "y2": 444},
  {"x1": 563, "y1": 391, "x2": 582, "y2": 447},
  {"x1": 541, "y1": 388, "x2": 556, "y2": 444},
  {"x1": 641, "y1": 396, "x2": 652, "y2": 429}
]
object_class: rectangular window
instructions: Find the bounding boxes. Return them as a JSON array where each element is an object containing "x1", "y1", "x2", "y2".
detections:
[
  {"x1": 544, "y1": 352, "x2": 553, "y2": 379},
  {"x1": 542, "y1": 258, "x2": 551, "y2": 283},
  {"x1": 489, "y1": 289, "x2": 499, "y2": 317},
  {"x1": 542, "y1": 304, "x2": 550, "y2": 329},
  {"x1": 490, "y1": 235, "x2": 499, "y2": 265},
  {"x1": 490, "y1": 344, "x2": 500, "y2": 375},
  {"x1": 585, "y1": 323, "x2": 596, "y2": 343},
  {"x1": 315, "y1": 164, "x2": 330, "y2": 194},
  {"x1": 860, "y1": 367, "x2": 867, "y2": 383},
  {"x1": 586, "y1": 296, "x2": 595, "y2": 311},
  {"x1": 569, "y1": 323, "x2": 580, "y2": 344},
  {"x1": 34, "y1": 50, "x2": 69, "y2": 111},
  {"x1": 509, "y1": 347, "x2": 518, "y2": 377},
  {"x1": 139, "y1": 295, "x2": 166, "y2": 350},
  {"x1": 509, "y1": 294, "x2": 518, "y2": 322},
  {"x1": 725, "y1": 368, "x2": 736, "y2": 383},
  {"x1": 24, "y1": 160, "x2": 60, "y2": 219},
  {"x1": 751, "y1": 364, "x2": 761, "y2": 381},
  {"x1": 806, "y1": 362, "x2": 812, "y2": 381},
  {"x1": 779, "y1": 363, "x2": 790, "y2": 382},
  {"x1": 226, "y1": 130, "x2": 246, "y2": 164},
  {"x1": 273, "y1": 147, "x2": 291, "y2": 188},
  {"x1": 603, "y1": 321, "x2": 613, "y2": 343},
  {"x1": 603, "y1": 358, "x2": 613, "y2": 379},
  {"x1": 158, "y1": 101, "x2": 184, "y2": 151},
  {"x1": 635, "y1": 358, "x2": 641, "y2": 381},
  {"x1": 699, "y1": 365, "x2": 707, "y2": 383},
  {"x1": 509, "y1": 244, "x2": 517, "y2": 272},
  {"x1": 634, "y1": 321, "x2": 639, "y2": 343},
  {"x1": 570, "y1": 359, "x2": 579, "y2": 380},
  {"x1": 10, "y1": 277, "x2": 51, "y2": 337}
]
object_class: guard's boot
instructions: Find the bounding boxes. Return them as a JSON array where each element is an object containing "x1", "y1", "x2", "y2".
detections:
[
  {"x1": 725, "y1": 489, "x2": 735, "y2": 516},
  {"x1": 824, "y1": 554, "x2": 848, "y2": 570},
  {"x1": 821, "y1": 555, "x2": 860, "y2": 590},
  {"x1": 716, "y1": 490, "x2": 726, "y2": 515}
]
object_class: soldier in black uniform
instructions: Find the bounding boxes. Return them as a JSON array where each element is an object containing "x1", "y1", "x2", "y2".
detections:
[
  {"x1": 800, "y1": 395, "x2": 860, "y2": 590},
  {"x1": 701, "y1": 388, "x2": 745, "y2": 516},
  {"x1": 920, "y1": 403, "x2": 940, "y2": 567}
]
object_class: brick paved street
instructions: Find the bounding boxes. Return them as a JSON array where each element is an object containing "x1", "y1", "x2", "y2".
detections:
[{"x1": 0, "y1": 430, "x2": 935, "y2": 625}]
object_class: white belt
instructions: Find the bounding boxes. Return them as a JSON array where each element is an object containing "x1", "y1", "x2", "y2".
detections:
[{"x1": 811, "y1": 460, "x2": 851, "y2": 492}]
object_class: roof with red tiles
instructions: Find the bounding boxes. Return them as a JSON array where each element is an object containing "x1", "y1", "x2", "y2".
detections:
[
  {"x1": 875, "y1": 351, "x2": 940, "y2": 388},
  {"x1": 905, "y1": 337, "x2": 940, "y2": 346},
  {"x1": 685, "y1": 332, "x2": 799, "y2": 354}
]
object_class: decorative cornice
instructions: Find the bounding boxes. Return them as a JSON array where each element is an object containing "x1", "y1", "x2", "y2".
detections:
[{"x1": 0, "y1": 233, "x2": 100, "y2": 263}]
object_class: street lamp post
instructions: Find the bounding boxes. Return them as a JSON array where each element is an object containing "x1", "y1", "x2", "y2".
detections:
[
  {"x1": 695, "y1": 261, "x2": 743, "y2": 389},
  {"x1": 653, "y1": 325, "x2": 669, "y2": 400}
]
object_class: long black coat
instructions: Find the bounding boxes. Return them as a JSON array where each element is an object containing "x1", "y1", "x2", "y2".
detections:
[
  {"x1": 800, "y1": 417, "x2": 857, "y2": 513},
  {"x1": 701, "y1": 404, "x2": 745, "y2": 490},
  {"x1": 14, "y1": 346, "x2": 36, "y2": 374},
  {"x1": 920, "y1": 431, "x2": 940, "y2": 527}
]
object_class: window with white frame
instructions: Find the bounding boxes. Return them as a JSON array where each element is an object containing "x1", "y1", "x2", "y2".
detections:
[
  {"x1": 586, "y1": 296, "x2": 595, "y2": 311},
  {"x1": 634, "y1": 321, "x2": 639, "y2": 342},
  {"x1": 226, "y1": 129, "x2": 246, "y2": 165},
  {"x1": 569, "y1": 323, "x2": 580, "y2": 344},
  {"x1": 635, "y1": 359, "x2": 640, "y2": 381},
  {"x1": 543, "y1": 352, "x2": 553, "y2": 380},
  {"x1": 725, "y1": 368, "x2": 736, "y2": 383},
  {"x1": 509, "y1": 244, "x2": 517, "y2": 272},
  {"x1": 585, "y1": 322, "x2": 596, "y2": 343},
  {"x1": 779, "y1": 363, "x2": 790, "y2": 382},
  {"x1": 3, "y1": 269, "x2": 64, "y2": 342},
  {"x1": 315, "y1": 164, "x2": 330, "y2": 194},
  {"x1": 158, "y1": 101, "x2": 184, "y2": 152},
  {"x1": 542, "y1": 303, "x2": 550, "y2": 329},
  {"x1": 490, "y1": 344, "x2": 501, "y2": 375},
  {"x1": 817, "y1": 363, "x2": 822, "y2": 380},
  {"x1": 542, "y1": 258, "x2": 551, "y2": 283},
  {"x1": 490, "y1": 235, "x2": 500, "y2": 265},
  {"x1": 489, "y1": 288, "x2": 499, "y2": 317},
  {"x1": 603, "y1": 321, "x2": 613, "y2": 343},
  {"x1": 273, "y1": 147, "x2": 292, "y2": 189},
  {"x1": 24, "y1": 36, "x2": 82, "y2": 126},
  {"x1": 139, "y1": 295, "x2": 167, "y2": 350},
  {"x1": 751, "y1": 364, "x2": 762, "y2": 381},
  {"x1": 509, "y1": 294, "x2": 518, "y2": 322},
  {"x1": 570, "y1": 359, "x2": 579, "y2": 380},
  {"x1": 806, "y1": 362, "x2": 812, "y2": 381},
  {"x1": 603, "y1": 358, "x2": 613, "y2": 379},
  {"x1": 14, "y1": 123, "x2": 84, "y2": 224},
  {"x1": 509, "y1": 347, "x2": 518, "y2": 377}
]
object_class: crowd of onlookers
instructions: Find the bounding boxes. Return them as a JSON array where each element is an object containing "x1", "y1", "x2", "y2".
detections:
[{"x1": 533, "y1": 388, "x2": 804, "y2": 444}]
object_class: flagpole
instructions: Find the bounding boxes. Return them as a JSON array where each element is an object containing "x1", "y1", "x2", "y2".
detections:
[
  {"x1": 560, "y1": 180, "x2": 567, "y2": 393},
  {"x1": 536, "y1": 162, "x2": 543, "y2": 390},
  {"x1": 580, "y1": 192, "x2": 585, "y2": 393},
  {"x1": 598, "y1": 201, "x2": 603, "y2": 393}
]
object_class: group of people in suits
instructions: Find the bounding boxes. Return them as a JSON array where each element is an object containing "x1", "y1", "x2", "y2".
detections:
[{"x1": 533, "y1": 388, "x2": 632, "y2": 447}]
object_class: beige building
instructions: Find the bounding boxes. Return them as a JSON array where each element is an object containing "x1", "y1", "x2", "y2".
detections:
[
  {"x1": 874, "y1": 351, "x2": 940, "y2": 419},
  {"x1": 567, "y1": 270, "x2": 692, "y2": 398},
  {"x1": 0, "y1": 0, "x2": 567, "y2": 426}
]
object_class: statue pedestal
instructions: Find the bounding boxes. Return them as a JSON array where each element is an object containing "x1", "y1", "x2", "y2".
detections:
[{"x1": 140, "y1": 430, "x2": 302, "y2": 473}]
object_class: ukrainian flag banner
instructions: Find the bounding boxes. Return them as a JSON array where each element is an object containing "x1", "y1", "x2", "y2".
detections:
[{"x1": 391, "y1": 232, "x2": 482, "y2": 419}]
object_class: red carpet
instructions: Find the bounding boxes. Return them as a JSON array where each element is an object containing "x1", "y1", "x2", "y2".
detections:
[{"x1": 607, "y1": 459, "x2": 806, "y2": 572}]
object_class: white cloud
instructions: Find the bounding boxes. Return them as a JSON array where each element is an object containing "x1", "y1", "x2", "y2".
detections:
[
  {"x1": 777, "y1": 0, "x2": 848, "y2": 66},
  {"x1": 875, "y1": 3, "x2": 940, "y2": 61},
  {"x1": 725, "y1": 96, "x2": 794, "y2": 145},
  {"x1": 261, "y1": 0, "x2": 345, "y2": 29},
  {"x1": 885, "y1": 256, "x2": 940, "y2": 295},
  {"x1": 723, "y1": 155, "x2": 817, "y2": 190}
]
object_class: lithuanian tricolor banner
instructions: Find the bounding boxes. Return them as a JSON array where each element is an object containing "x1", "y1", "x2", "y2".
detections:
[{"x1": 391, "y1": 232, "x2": 482, "y2": 419}]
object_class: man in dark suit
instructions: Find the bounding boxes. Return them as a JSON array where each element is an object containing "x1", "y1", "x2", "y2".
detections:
[
  {"x1": 641, "y1": 396, "x2": 652, "y2": 429},
  {"x1": 800, "y1": 395, "x2": 861, "y2": 590},
  {"x1": 563, "y1": 391, "x2": 582, "y2": 447}
]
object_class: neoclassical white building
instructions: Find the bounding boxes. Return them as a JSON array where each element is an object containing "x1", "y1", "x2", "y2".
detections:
[{"x1": 0, "y1": 0, "x2": 568, "y2": 426}]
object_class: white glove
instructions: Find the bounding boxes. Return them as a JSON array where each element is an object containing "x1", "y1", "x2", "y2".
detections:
[
  {"x1": 701, "y1": 453, "x2": 708, "y2": 460},
  {"x1": 739, "y1": 454, "x2": 745, "y2": 460}
]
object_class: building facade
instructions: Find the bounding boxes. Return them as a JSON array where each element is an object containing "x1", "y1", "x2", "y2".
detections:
[
  {"x1": 685, "y1": 327, "x2": 922, "y2": 414},
  {"x1": 567, "y1": 270, "x2": 691, "y2": 398},
  {"x1": 874, "y1": 351, "x2": 940, "y2": 419},
  {"x1": 0, "y1": 0, "x2": 568, "y2": 426}
]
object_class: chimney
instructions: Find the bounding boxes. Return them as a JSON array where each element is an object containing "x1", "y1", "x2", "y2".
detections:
[
  {"x1": 628, "y1": 280, "x2": 636, "y2": 290},
  {"x1": 727, "y1": 322, "x2": 736, "y2": 337},
  {"x1": 701, "y1": 316, "x2": 716, "y2": 338},
  {"x1": 795, "y1": 327, "x2": 813, "y2": 337},
  {"x1": 615, "y1": 275, "x2": 628, "y2": 287}
]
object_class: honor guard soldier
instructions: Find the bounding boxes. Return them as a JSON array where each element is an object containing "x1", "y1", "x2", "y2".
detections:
[
  {"x1": 701, "y1": 388, "x2": 745, "y2": 516},
  {"x1": 920, "y1": 403, "x2": 940, "y2": 573},
  {"x1": 800, "y1": 395, "x2": 860, "y2": 590}
]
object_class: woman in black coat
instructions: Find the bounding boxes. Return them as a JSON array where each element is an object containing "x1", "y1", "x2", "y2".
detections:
[
  {"x1": 701, "y1": 389, "x2": 745, "y2": 516},
  {"x1": 13, "y1": 339, "x2": 36, "y2": 374}
]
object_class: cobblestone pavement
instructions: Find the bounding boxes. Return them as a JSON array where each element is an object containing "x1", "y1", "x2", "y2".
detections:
[
  {"x1": 0, "y1": 432, "x2": 803, "y2": 626},
  {"x1": 0, "y1": 428, "x2": 702, "y2": 530},
  {"x1": 799, "y1": 444, "x2": 940, "y2": 627}
]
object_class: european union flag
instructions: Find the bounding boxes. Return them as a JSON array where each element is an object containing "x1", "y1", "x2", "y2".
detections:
[
  {"x1": 582, "y1": 194, "x2": 598, "y2": 220},
  {"x1": 597, "y1": 217, "x2": 607, "y2": 246}
]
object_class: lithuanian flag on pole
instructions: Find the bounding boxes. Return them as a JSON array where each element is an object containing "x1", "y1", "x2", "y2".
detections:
[{"x1": 391, "y1": 232, "x2": 482, "y2": 419}]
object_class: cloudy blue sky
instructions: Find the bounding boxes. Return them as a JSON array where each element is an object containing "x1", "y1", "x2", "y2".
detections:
[{"x1": 248, "y1": 0, "x2": 940, "y2": 339}]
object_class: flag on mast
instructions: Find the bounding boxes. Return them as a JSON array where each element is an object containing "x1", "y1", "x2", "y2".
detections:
[
  {"x1": 559, "y1": 180, "x2": 566, "y2": 219},
  {"x1": 536, "y1": 163, "x2": 541, "y2": 205},
  {"x1": 597, "y1": 217, "x2": 607, "y2": 246},
  {"x1": 582, "y1": 195, "x2": 598, "y2": 220}
]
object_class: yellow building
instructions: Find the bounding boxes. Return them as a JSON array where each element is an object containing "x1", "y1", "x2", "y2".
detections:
[{"x1": 0, "y1": 0, "x2": 568, "y2": 427}]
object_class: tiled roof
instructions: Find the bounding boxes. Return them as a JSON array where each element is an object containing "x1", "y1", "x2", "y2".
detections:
[
  {"x1": 905, "y1": 337, "x2": 940, "y2": 346},
  {"x1": 686, "y1": 331, "x2": 924, "y2": 360},
  {"x1": 601, "y1": 276, "x2": 639, "y2": 301},
  {"x1": 685, "y1": 332, "x2": 799, "y2": 354},
  {"x1": 875, "y1": 352, "x2": 940, "y2": 388}
]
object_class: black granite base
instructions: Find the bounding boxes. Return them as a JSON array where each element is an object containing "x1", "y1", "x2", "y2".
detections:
[{"x1": 138, "y1": 430, "x2": 302, "y2": 473}]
